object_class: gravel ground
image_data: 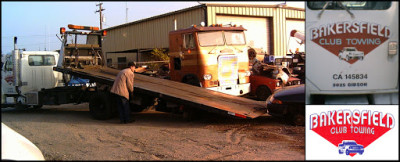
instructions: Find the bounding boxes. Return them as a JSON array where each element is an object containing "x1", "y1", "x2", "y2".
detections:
[{"x1": 1, "y1": 103, "x2": 304, "y2": 160}]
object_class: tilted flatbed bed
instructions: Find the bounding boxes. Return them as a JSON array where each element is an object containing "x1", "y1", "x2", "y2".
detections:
[{"x1": 54, "y1": 66, "x2": 267, "y2": 119}]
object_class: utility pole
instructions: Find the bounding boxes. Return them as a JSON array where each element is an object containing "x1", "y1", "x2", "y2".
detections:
[
  {"x1": 95, "y1": 2, "x2": 105, "y2": 29},
  {"x1": 126, "y1": 2, "x2": 128, "y2": 23}
]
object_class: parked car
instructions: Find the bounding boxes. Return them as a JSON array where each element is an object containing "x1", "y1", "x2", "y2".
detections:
[
  {"x1": 1, "y1": 123, "x2": 45, "y2": 160},
  {"x1": 250, "y1": 64, "x2": 301, "y2": 101},
  {"x1": 338, "y1": 140, "x2": 364, "y2": 155},
  {"x1": 266, "y1": 84, "x2": 305, "y2": 126}
]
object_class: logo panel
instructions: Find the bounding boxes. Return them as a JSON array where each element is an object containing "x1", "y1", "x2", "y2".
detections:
[
  {"x1": 306, "y1": 105, "x2": 398, "y2": 160},
  {"x1": 310, "y1": 21, "x2": 391, "y2": 64}
]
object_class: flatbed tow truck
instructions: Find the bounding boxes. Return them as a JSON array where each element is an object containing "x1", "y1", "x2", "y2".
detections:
[{"x1": 51, "y1": 24, "x2": 267, "y2": 120}]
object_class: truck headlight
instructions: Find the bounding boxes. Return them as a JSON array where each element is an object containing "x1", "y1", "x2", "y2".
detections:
[{"x1": 204, "y1": 74, "x2": 212, "y2": 80}]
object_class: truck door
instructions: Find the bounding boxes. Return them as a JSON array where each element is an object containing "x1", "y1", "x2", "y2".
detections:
[
  {"x1": 170, "y1": 33, "x2": 197, "y2": 82},
  {"x1": 306, "y1": 2, "x2": 398, "y2": 98},
  {"x1": 21, "y1": 54, "x2": 58, "y2": 93}
]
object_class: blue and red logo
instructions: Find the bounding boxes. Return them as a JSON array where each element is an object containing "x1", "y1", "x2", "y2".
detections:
[{"x1": 310, "y1": 109, "x2": 395, "y2": 157}]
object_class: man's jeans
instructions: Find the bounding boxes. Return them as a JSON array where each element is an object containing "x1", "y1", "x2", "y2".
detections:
[{"x1": 116, "y1": 95, "x2": 131, "y2": 122}]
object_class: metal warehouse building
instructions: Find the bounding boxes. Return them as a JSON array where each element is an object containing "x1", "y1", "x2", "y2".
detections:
[{"x1": 103, "y1": 3, "x2": 304, "y2": 68}]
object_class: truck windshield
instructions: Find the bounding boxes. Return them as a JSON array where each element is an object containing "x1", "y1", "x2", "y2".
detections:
[
  {"x1": 225, "y1": 31, "x2": 246, "y2": 45},
  {"x1": 198, "y1": 31, "x2": 224, "y2": 46},
  {"x1": 308, "y1": 1, "x2": 391, "y2": 10}
]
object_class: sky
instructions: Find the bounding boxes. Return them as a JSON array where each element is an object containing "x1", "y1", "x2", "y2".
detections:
[{"x1": 1, "y1": 1, "x2": 304, "y2": 55}]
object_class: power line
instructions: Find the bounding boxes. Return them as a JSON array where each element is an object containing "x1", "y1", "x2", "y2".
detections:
[
  {"x1": 1, "y1": 34, "x2": 59, "y2": 38},
  {"x1": 1, "y1": 41, "x2": 60, "y2": 47}
]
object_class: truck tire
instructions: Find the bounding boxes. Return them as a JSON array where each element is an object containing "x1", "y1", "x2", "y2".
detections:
[
  {"x1": 89, "y1": 92, "x2": 113, "y2": 120},
  {"x1": 256, "y1": 86, "x2": 272, "y2": 101}
]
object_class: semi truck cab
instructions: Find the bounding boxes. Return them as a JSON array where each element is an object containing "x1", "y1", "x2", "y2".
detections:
[{"x1": 168, "y1": 24, "x2": 251, "y2": 96}]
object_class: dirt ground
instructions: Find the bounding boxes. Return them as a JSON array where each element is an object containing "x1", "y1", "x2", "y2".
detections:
[{"x1": 1, "y1": 103, "x2": 304, "y2": 160}]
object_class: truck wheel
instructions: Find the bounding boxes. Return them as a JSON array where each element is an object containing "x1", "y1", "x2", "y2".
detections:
[
  {"x1": 346, "y1": 149, "x2": 349, "y2": 155},
  {"x1": 256, "y1": 86, "x2": 272, "y2": 101},
  {"x1": 346, "y1": 56, "x2": 350, "y2": 61},
  {"x1": 89, "y1": 92, "x2": 113, "y2": 120},
  {"x1": 360, "y1": 56, "x2": 364, "y2": 60}
]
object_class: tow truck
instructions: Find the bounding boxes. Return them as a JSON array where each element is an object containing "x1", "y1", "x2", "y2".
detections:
[{"x1": 2, "y1": 24, "x2": 267, "y2": 121}]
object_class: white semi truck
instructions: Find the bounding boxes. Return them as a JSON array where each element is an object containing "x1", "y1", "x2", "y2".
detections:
[
  {"x1": 306, "y1": 1, "x2": 398, "y2": 104},
  {"x1": 1, "y1": 37, "x2": 64, "y2": 108}
]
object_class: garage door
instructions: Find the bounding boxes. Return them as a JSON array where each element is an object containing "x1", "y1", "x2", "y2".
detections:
[{"x1": 216, "y1": 15, "x2": 271, "y2": 55}]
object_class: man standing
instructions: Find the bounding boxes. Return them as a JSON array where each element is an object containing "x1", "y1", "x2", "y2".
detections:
[{"x1": 111, "y1": 62, "x2": 136, "y2": 124}]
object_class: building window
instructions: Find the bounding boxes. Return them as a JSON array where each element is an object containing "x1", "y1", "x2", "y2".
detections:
[
  {"x1": 118, "y1": 57, "x2": 127, "y2": 63},
  {"x1": 107, "y1": 58, "x2": 112, "y2": 67},
  {"x1": 117, "y1": 57, "x2": 127, "y2": 69}
]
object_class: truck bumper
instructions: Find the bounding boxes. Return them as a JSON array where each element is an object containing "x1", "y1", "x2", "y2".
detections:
[{"x1": 207, "y1": 83, "x2": 250, "y2": 96}]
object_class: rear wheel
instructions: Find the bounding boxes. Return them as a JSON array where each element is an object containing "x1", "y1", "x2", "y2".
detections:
[{"x1": 89, "y1": 92, "x2": 114, "y2": 120}]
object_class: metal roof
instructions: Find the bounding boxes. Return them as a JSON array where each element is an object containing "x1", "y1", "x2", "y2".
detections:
[{"x1": 102, "y1": 3, "x2": 304, "y2": 31}]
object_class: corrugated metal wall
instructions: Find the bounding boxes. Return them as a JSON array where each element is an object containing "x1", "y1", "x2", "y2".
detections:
[
  {"x1": 206, "y1": 5, "x2": 304, "y2": 56},
  {"x1": 103, "y1": 7, "x2": 205, "y2": 54},
  {"x1": 103, "y1": 4, "x2": 304, "y2": 61}
]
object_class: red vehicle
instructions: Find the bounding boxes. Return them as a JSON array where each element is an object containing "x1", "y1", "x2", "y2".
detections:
[{"x1": 250, "y1": 65, "x2": 301, "y2": 101}]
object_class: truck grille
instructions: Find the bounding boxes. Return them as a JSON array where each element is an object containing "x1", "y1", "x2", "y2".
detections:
[{"x1": 218, "y1": 55, "x2": 238, "y2": 86}]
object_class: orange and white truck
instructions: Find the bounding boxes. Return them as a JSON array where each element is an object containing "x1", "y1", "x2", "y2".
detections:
[{"x1": 168, "y1": 24, "x2": 251, "y2": 96}]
